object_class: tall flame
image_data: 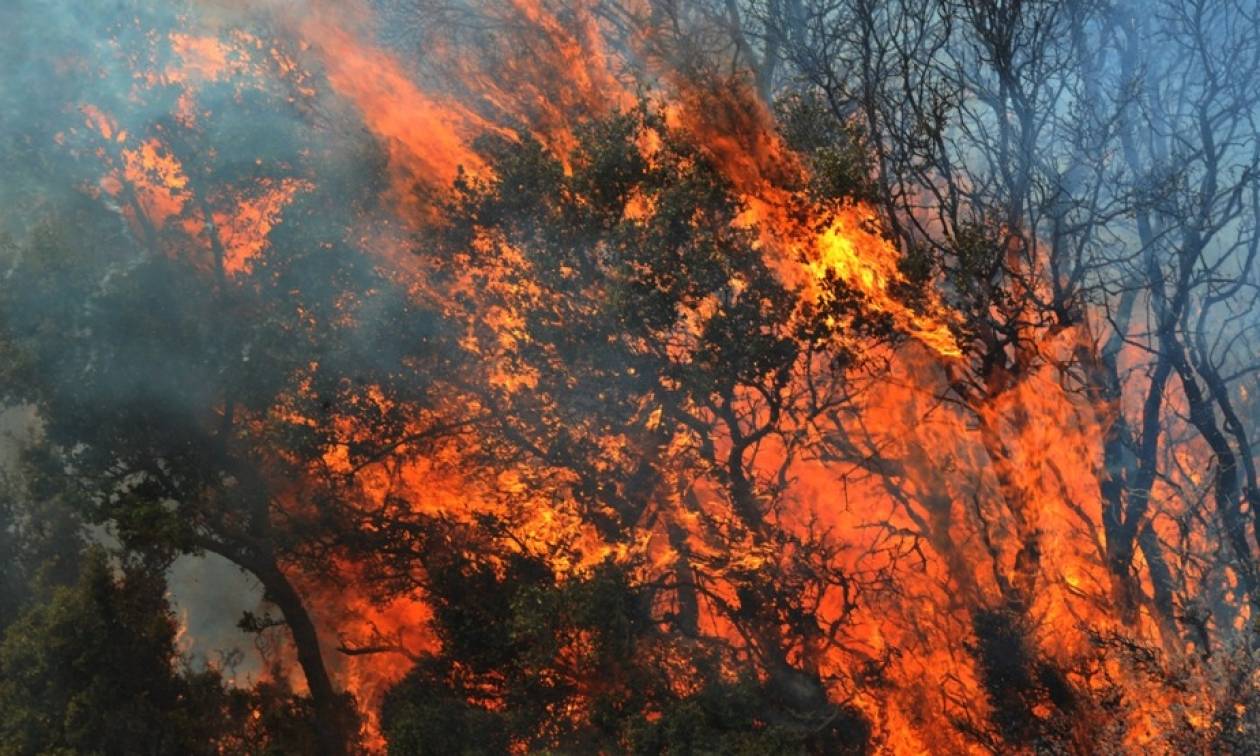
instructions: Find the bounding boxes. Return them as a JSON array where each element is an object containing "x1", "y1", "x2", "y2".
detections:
[{"x1": 44, "y1": 0, "x2": 1235, "y2": 750}]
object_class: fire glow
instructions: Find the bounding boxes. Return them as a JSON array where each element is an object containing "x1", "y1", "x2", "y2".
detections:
[{"x1": 7, "y1": 0, "x2": 1260, "y2": 753}]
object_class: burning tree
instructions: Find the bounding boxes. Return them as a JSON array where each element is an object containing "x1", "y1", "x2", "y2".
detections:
[
  {"x1": 1, "y1": 0, "x2": 1259, "y2": 753},
  {"x1": 390, "y1": 107, "x2": 879, "y2": 748}
]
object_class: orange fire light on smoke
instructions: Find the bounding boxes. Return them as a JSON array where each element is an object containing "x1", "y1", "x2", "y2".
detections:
[{"x1": 69, "y1": 0, "x2": 1222, "y2": 750}]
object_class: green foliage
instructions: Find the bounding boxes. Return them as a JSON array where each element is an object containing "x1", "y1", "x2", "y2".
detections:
[
  {"x1": 0, "y1": 545, "x2": 336, "y2": 755},
  {"x1": 621, "y1": 676, "x2": 807, "y2": 756},
  {"x1": 0, "y1": 473, "x2": 83, "y2": 633},
  {"x1": 0, "y1": 550, "x2": 216, "y2": 755},
  {"x1": 774, "y1": 92, "x2": 875, "y2": 203},
  {"x1": 380, "y1": 664, "x2": 510, "y2": 756},
  {"x1": 379, "y1": 516, "x2": 869, "y2": 754},
  {"x1": 211, "y1": 677, "x2": 334, "y2": 756},
  {"x1": 380, "y1": 523, "x2": 667, "y2": 752}
]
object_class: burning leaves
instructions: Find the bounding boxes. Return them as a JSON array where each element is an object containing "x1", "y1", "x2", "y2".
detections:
[{"x1": 4, "y1": 0, "x2": 1260, "y2": 753}]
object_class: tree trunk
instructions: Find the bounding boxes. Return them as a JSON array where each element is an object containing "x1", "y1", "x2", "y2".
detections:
[{"x1": 250, "y1": 557, "x2": 350, "y2": 756}]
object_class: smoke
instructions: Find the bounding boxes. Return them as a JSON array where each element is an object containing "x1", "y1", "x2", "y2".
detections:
[
  {"x1": 0, "y1": 0, "x2": 336, "y2": 684},
  {"x1": 3, "y1": 0, "x2": 1258, "y2": 750},
  {"x1": 168, "y1": 552, "x2": 268, "y2": 677}
]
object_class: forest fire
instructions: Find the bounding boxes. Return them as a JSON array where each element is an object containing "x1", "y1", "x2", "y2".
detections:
[{"x1": 2, "y1": 0, "x2": 1259, "y2": 754}]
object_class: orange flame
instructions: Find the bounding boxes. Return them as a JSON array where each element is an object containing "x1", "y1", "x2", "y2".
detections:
[{"x1": 65, "y1": 1, "x2": 1237, "y2": 750}]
